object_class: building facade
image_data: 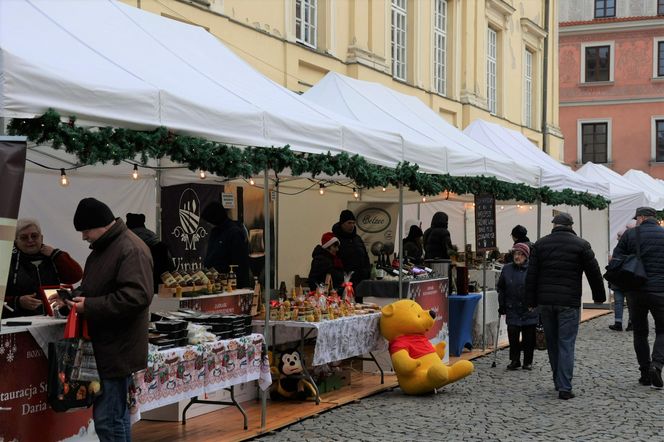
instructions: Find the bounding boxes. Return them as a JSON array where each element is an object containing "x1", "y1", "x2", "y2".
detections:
[
  {"x1": 559, "y1": 0, "x2": 664, "y2": 175},
  {"x1": 125, "y1": 0, "x2": 563, "y2": 158}
]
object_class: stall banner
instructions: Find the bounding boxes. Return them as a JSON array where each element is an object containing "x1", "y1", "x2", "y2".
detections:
[
  {"x1": 161, "y1": 183, "x2": 223, "y2": 273},
  {"x1": 409, "y1": 278, "x2": 449, "y2": 363},
  {"x1": 179, "y1": 291, "x2": 253, "y2": 315},
  {"x1": 0, "y1": 138, "x2": 27, "y2": 319},
  {"x1": 0, "y1": 331, "x2": 93, "y2": 441},
  {"x1": 347, "y1": 202, "x2": 399, "y2": 260}
]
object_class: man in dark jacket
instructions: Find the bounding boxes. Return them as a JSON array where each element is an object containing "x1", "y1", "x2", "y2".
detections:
[
  {"x1": 610, "y1": 207, "x2": 664, "y2": 389},
  {"x1": 202, "y1": 201, "x2": 251, "y2": 288},
  {"x1": 332, "y1": 210, "x2": 370, "y2": 294},
  {"x1": 423, "y1": 211, "x2": 453, "y2": 260},
  {"x1": 526, "y1": 212, "x2": 606, "y2": 400},
  {"x1": 126, "y1": 212, "x2": 174, "y2": 290},
  {"x1": 64, "y1": 198, "x2": 153, "y2": 441}
]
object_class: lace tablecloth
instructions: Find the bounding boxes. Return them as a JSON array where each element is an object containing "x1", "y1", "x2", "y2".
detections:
[
  {"x1": 130, "y1": 333, "x2": 271, "y2": 422},
  {"x1": 257, "y1": 313, "x2": 387, "y2": 366}
]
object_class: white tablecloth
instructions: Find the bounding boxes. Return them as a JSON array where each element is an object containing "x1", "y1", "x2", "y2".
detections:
[
  {"x1": 256, "y1": 313, "x2": 387, "y2": 366},
  {"x1": 1, "y1": 316, "x2": 66, "y2": 354}
]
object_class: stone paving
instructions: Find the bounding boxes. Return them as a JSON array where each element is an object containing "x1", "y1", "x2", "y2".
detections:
[{"x1": 256, "y1": 314, "x2": 663, "y2": 441}]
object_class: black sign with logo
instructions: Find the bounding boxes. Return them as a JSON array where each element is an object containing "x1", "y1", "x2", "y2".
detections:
[
  {"x1": 161, "y1": 183, "x2": 223, "y2": 273},
  {"x1": 474, "y1": 193, "x2": 496, "y2": 251}
]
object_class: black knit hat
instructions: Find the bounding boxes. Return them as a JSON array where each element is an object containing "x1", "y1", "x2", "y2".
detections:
[
  {"x1": 511, "y1": 224, "x2": 527, "y2": 239},
  {"x1": 73, "y1": 198, "x2": 115, "y2": 231},
  {"x1": 201, "y1": 201, "x2": 228, "y2": 226},
  {"x1": 339, "y1": 209, "x2": 356, "y2": 223},
  {"x1": 126, "y1": 213, "x2": 146, "y2": 229}
]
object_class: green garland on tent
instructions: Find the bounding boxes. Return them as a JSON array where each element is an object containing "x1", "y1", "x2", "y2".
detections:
[{"x1": 7, "y1": 109, "x2": 609, "y2": 209}]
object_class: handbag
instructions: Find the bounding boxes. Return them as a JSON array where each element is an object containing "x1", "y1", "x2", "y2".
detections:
[
  {"x1": 47, "y1": 308, "x2": 102, "y2": 412},
  {"x1": 604, "y1": 226, "x2": 647, "y2": 290},
  {"x1": 535, "y1": 321, "x2": 547, "y2": 351}
]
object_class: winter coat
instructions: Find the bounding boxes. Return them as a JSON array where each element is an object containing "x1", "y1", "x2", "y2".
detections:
[
  {"x1": 423, "y1": 212, "x2": 453, "y2": 260},
  {"x1": 79, "y1": 220, "x2": 154, "y2": 378},
  {"x1": 497, "y1": 262, "x2": 538, "y2": 326},
  {"x1": 611, "y1": 218, "x2": 664, "y2": 294},
  {"x1": 402, "y1": 238, "x2": 423, "y2": 265},
  {"x1": 130, "y1": 226, "x2": 174, "y2": 290},
  {"x1": 332, "y1": 222, "x2": 370, "y2": 286},
  {"x1": 204, "y1": 219, "x2": 251, "y2": 288},
  {"x1": 5, "y1": 247, "x2": 83, "y2": 317},
  {"x1": 525, "y1": 226, "x2": 606, "y2": 308},
  {"x1": 308, "y1": 245, "x2": 345, "y2": 291}
]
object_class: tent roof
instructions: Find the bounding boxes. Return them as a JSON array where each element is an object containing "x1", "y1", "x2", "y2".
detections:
[
  {"x1": 0, "y1": 0, "x2": 420, "y2": 170},
  {"x1": 622, "y1": 170, "x2": 664, "y2": 210},
  {"x1": 302, "y1": 72, "x2": 540, "y2": 187},
  {"x1": 464, "y1": 120, "x2": 609, "y2": 198}
]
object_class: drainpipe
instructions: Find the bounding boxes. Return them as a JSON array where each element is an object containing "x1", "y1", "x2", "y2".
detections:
[{"x1": 541, "y1": 0, "x2": 550, "y2": 154}]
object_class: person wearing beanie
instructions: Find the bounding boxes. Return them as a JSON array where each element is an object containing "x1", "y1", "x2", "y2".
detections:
[
  {"x1": 526, "y1": 212, "x2": 606, "y2": 399},
  {"x1": 402, "y1": 225, "x2": 424, "y2": 265},
  {"x1": 126, "y1": 213, "x2": 174, "y2": 290},
  {"x1": 4, "y1": 218, "x2": 83, "y2": 318},
  {"x1": 55, "y1": 197, "x2": 154, "y2": 439},
  {"x1": 504, "y1": 224, "x2": 533, "y2": 264},
  {"x1": 332, "y1": 209, "x2": 370, "y2": 298},
  {"x1": 308, "y1": 232, "x2": 344, "y2": 291},
  {"x1": 423, "y1": 211, "x2": 454, "y2": 260},
  {"x1": 202, "y1": 201, "x2": 251, "y2": 288}
]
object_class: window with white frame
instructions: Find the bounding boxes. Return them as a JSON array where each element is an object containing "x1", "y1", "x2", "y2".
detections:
[
  {"x1": 487, "y1": 27, "x2": 497, "y2": 115},
  {"x1": 581, "y1": 122, "x2": 609, "y2": 163},
  {"x1": 656, "y1": 39, "x2": 664, "y2": 78},
  {"x1": 524, "y1": 49, "x2": 533, "y2": 128},
  {"x1": 581, "y1": 42, "x2": 614, "y2": 83},
  {"x1": 655, "y1": 119, "x2": 664, "y2": 162},
  {"x1": 433, "y1": 0, "x2": 447, "y2": 95},
  {"x1": 391, "y1": 0, "x2": 407, "y2": 81},
  {"x1": 296, "y1": 0, "x2": 317, "y2": 48},
  {"x1": 659, "y1": 0, "x2": 664, "y2": 15}
]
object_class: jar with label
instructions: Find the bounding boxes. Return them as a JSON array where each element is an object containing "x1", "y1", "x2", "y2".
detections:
[
  {"x1": 181, "y1": 273, "x2": 193, "y2": 286},
  {"x1": 194, "y1": 270, "x2": 210, "y2": 285},
  {"x1": 171, "y1": 271, "x2": 185, "y2": 286},
  {"x1": 160, "y1": 272, "x2": 177, "y2": 288}
]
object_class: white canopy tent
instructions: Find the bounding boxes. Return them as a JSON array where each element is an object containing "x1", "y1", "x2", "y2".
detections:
[
  {"x1": 576, "y1": 162, "x2": 651, "y2": 251},
  {"x1": 301, "y1": 72, "x2": 540, "y2": 187},
  {"x1": 622, "y1": 170, "x2": 664, "y2": 211}
]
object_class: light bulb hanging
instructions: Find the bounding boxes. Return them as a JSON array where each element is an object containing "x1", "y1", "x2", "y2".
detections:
[
  {"x1": 199, "y1": 170, "x2": 206, "y2": 180},
  {"x1": 249, "y1": 177, "x2": 255, "y2": 186},
  {"x1": 319, "y1": 184, "x2": 325, "y2": 195},
  {"x1": 60, "y1": 168, "x2": 69, "y2": 187},
  {"x1": 382, "y1": 186, "x2": 387, "y2": 192},
  {"x1": 353, "y1": 188, "x2": 359, "y2": 199},
  {"x1": 131, "y1": 164, "x2": 139, "y2": 180},
  {"x1": 422, "y1": 196, "x2": 427, "y2": 203}
]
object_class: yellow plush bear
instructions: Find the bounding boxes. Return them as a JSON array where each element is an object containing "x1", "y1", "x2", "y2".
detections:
[{"x1": 380, "y1": 299, "x2": 474, "y2": 395}]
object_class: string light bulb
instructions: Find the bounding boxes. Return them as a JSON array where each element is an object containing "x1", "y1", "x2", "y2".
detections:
[
  {"x1": 59, "y1": 168, "x2": 69, "y2": 187},
  {"x1": 500, "y1": 205, "x2": 504, "y2": 211},
  {"x1": 517, "y1": 204, "x2": 522, "y2": 209},
  {"x1": 353, "y1": 188, "x2": 359, "y2": 199},
  {"x1": 422, "y1": 196, "x2": 427, "y2": 203},
  {"x1": 199, "y1": 170, "x2": 206, "y2": 180},
  {"x1": 529, "y1": 205, "x2": 534, "y2": 211},
  {"x1": 131, "y1": 164, "x2": 139, "y2": 180},
  {"x1": 382, "y1": 186, "x2": 387, "y2": 192},
  {"x1": 249, "y1": 177, "x2": 255, "y2": 186},
  {"x1": 319, "y1": 184, "x2": 325, "y2": 195}
]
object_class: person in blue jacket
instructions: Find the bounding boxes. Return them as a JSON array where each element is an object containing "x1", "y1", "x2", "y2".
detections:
[{"x1": 498, "y1": 242, "x2": 538, "y2": 371}]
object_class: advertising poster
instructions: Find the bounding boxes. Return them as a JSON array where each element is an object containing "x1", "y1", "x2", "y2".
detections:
[
  {"x1": 409, "y1": 278, "x2": 449, "y2": 363},
  {"x1": 347, "y1": 202, "x2": 399, "y2": 263}
]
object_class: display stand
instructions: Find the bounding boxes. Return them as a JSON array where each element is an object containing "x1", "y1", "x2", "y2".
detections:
[{"x1": 150, "y1": 289, "x2": 254, "y2": 315}]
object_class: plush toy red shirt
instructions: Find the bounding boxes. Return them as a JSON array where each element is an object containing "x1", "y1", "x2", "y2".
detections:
[{"x1": 388, "y1": 334, "x2": 436, "y2": 359}]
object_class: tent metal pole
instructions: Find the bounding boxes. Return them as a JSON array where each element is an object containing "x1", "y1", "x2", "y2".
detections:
[
  {"x1": 155, "y1": 161, "x2": 162, "y2": 240},
  {"x1": 274, "y1": 179, "x2": 279, "y2": 287},
  {"x1": 579, "y1": 205, "x2": 583, "y2": 238},
  {"x1": 398, "y1": 184, "x2": 404, "y2": 299},
  {"x1": 607, "y1": 204, "x2": 611, "y2": 255},
  {"x1": 260, "y1": 169, "x2": 270, "y2": 431},
  {"x1": 537, "y1": 201, "x2": 542, "y2": 240}
]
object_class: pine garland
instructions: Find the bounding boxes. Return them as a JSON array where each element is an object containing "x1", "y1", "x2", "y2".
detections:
[{"x1": 7, "y1": 109, "x2": 609, "y2": 209}]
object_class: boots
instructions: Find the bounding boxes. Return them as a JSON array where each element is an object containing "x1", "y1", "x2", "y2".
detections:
[
  {"x1": 507, "y1": 360, "x2": 521, "y2": 370},
  {"x1": 609, "y1": 322, "x2": 623, "y2": 331},
  {"x1": 625, "y1": 321, "x2": 633, "y2": 331}
]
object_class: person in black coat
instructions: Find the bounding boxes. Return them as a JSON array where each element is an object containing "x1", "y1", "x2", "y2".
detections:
[
  {"x1": 402, "y1": 225, "x2": 424, "y2": 265},
  {"x1": 610, "y1": 207, "x2": 664, "y2": 388},
  {"x1": 126, "y1": 213, "x2": 174, "y2": 291},
  {"x1": 202, "y1": 202, "x2": 251, "y2": 288},
  {"x1": 331, "y1": 210, "x2": 370, "y2": 291},
  {"x1": 498, "y1": 242, "x2": 538, "y2": 371},
  {"x1": 308, "y1": 232, "x2": 344, "y2": 292},
  {"x1": 525, "y1": 212, "x2": 606, "y2": 400},
  {"x1": 423, "y1": 211, "x2": 453, "y2": 260},
  {"x1": 504, "y1": 224, "x2": 534, "y2": 264}
]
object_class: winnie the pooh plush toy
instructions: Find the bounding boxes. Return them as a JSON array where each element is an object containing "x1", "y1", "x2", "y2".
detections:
[{"x1": 380, "y1": 299, "x2": 474, "y2": 395}]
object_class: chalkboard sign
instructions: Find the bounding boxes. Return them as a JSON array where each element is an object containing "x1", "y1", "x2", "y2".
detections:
[{"x1": 474, "y1": 193, "x2": 496, "y2": 251}]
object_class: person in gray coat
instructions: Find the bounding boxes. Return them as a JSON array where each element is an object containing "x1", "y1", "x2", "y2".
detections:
[{"x1": 498, "y1": 242, "x2": 538, "y2": 370}]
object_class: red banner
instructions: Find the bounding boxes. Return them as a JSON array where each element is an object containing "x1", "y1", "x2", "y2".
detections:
[
  {"x1": 0, "y1": 331, "x2": 92, "y2": 441},
  {"x1": 409, "y1": 278, "x2": 448, "y2": 344},
  {"x1": 179, "y1": 292, "x2": 253, "y2": 315}
]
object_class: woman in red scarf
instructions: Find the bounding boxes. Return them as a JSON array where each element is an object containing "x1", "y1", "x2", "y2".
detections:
[{"x1": 308, "y1": 232, "x2": 345, "y2": 292}]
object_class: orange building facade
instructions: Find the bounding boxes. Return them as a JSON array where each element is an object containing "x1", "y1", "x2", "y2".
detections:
[{"x1": 558, "y1": 1, "x2": 664, "y2": 176}]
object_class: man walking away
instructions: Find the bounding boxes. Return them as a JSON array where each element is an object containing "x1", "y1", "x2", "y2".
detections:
[
  {"x1": 609, "y1": 207, "x2": 664, "y2": 389},
  {"x1": 526, "y1": 212, "x2": 606, "y2": 400}
]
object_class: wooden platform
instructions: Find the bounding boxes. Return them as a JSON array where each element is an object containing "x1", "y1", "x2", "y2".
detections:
[{"x1": 134, "y1": 308, "x2": 611, "y2": 441}]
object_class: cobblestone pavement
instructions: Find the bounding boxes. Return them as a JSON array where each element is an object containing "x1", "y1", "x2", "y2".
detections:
[{"x1": 256, "y1": 314, "x2": 664, "y2": 441}]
